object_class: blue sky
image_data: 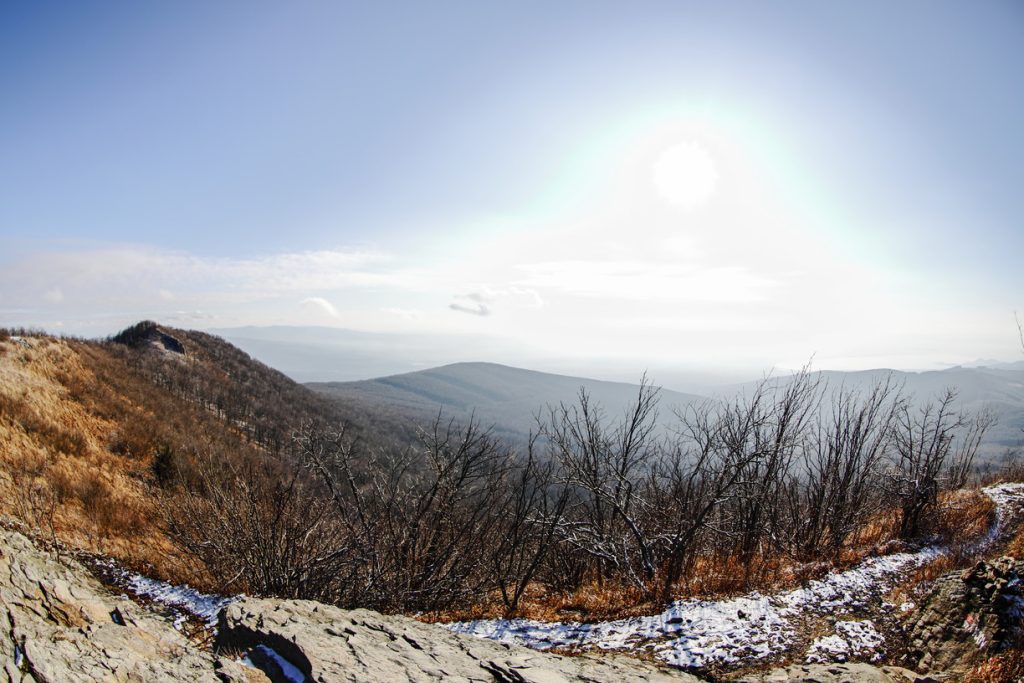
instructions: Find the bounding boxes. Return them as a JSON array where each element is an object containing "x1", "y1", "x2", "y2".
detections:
[{"x1": 2, "y1": 1, "x2": 1022, "y2": 375}]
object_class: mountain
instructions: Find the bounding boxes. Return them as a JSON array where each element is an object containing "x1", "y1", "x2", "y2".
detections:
[
  {"x1": 207, "y1": 325, "x2": 534, "y2": 383},
  {"x1": 206, "y1": 325, "x2": 747, "y2": 393},
  {"x1": 722, "y1": 366, "x2": 1024, "y2": 462},
  {"x1": 313, "y1": 360, "x2": 1024, "y2": 461},
  {"x1": 309, "y1": 362, "x2": 706, "y2": 446},
  {"x1": 0, "y1": 322, "x2": 417, "y2": 587}
]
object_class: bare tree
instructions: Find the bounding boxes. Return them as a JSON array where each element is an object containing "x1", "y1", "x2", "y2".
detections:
[
  {"x1": 545, "y1": 377, "x2": 662, "y2": 589},
  {"x1": 166, "y1": 452, "x2": 352, "y2": 601},
  {"x1": 487, "y1": 437, "x2": 569, "y2": 614},
  {"x1": 721, "y1": 369, "x2": 820, "y2": 574},
  {"x1": 795, "y1": 377, "x2": 903, "y2": 557},
  {"x1": 887, "y1": 389, "x2": 992, "y2": 539},
  {"x1": 654, "y1": 399, "x2": 751, "y2": 599}
]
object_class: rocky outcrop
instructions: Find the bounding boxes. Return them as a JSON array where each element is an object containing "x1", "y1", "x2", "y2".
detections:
[
  {"x1": 734, "y1": 663, "x2": 932, "y2": 682},
  {"x1": 0, "y1": 523, "x2": 698, "y2": 682},
  {"x1": 902, "y1": 556, "x2": 1024, "y2": 673},
  {"x1": 0, "y1": 525, "x2": 256, "y2": 682},
  {"x1": 5, "y1": 514, "x2": 1019, "y2": 683},
  {"x1": 217, "y1": 598, "x2": 700, "y2": 683}
]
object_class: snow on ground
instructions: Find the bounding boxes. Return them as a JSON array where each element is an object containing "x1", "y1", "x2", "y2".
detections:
[
  {"x1": 123, "y1": 572, "x2": 235, "y2": 628},
  {"x1": 450, "y1": 483, "x2": 1024, "y2": 670},
  {"x1": 450, "y1": 546, "x2": 940, "y2": 669},
  {"x1": 977, "y1": 482, "x2": 1024, "y2": 552},
  {"x1": 239, "y1": 645, "x2": 307, "y2": 683},
  {"x1": 89, "y1": 555, "x2": 236, "y2": 629},
  {"x1": 805, "y1": 619, "x2": 884, "y2": 663}
]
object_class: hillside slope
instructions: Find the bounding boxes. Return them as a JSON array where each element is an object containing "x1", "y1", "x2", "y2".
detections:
[
  {"x1": 0, "y1": 323, "x2": 398, "y2": 585},
  {"x1": 310, "y1": 362, "x2": 706, "y2": 444},
  {"x1": 723, "y1": 366, "x2": 1024, "y2": 462}
]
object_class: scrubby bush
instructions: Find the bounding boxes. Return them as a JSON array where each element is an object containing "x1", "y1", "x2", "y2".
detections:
[{"x1": 168, "y1": 368, "x2": 996, "y2": 615}]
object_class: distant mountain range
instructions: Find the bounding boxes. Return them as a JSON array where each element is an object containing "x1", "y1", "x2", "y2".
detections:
[
  {"x1": 309, "y1": 362, "x2": 705, "y2": 446},
  {"x1": 210, "y1": 325, "x2": 1023, "y2": 462},
  {"x1": 309, "y1": 361, "x2": 1024, "y2": 461}
]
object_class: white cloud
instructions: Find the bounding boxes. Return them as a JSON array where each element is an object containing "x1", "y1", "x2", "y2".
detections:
[
  {"x1": 449, "y1": 300, "x2": 491, "y2": 317},
  {"x1": 300, "y1": 297, "x2": 339, "y2": 318},
  {"x1": 447, "y1": 286, "x2": 545, "y2": 317}
]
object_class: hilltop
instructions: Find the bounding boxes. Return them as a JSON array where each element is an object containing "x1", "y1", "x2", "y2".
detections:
[
  {"x1": 310, "y1": 361, "x2": 705, "y2": 446},
  {"x1": 0, "y1": 322, "x2": 408, "y2": 584}
]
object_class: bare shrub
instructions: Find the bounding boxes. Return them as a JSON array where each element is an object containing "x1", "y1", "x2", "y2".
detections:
[{"x1": 887, "y1": 389, "x2": 994, "y2": 539}]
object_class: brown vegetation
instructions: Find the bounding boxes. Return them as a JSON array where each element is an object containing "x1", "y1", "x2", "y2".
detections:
[
  {"x1": 963, "y1": 649, "x2": 1024, "y2": 683},
  {"x1": 0, "y1": 322, "x2": 1009, "y2": 626}
]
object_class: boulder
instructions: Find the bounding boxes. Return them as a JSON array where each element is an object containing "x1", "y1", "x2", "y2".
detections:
[
  {"x1": 902, "y1": 556, "x2": 1024, "y2": 673},
  {"x1": 0, "y1": 525, "x2": 254, "y2": 682},
  {"x1": 217, "y1": 598, "x2": 701, "y2": 683},
  {"x1": 734, "y1": 662, "x2": 934, "y2": 682}
]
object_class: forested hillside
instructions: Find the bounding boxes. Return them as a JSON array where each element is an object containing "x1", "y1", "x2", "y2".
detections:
[
  {"x1": 0, "y1": 322, "x2": 1012, "y2": 617},
  {"x1": 310, "y1": 361, "x2": 705, "y2": 446},
  {"x1": 0, "y1": 322, "x2": 410, "y2": 584}
]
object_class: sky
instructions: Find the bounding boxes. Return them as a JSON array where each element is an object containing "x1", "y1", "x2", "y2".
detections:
[{"x1": 2, "y1": 1, "x2": 1023, "y2": 379}]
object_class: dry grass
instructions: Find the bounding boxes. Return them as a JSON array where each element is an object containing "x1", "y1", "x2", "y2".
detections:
[
  {"x1": 963, "y1": 649, "x2": 1024, "y2": 683},
  {"x1": 934, "y1": 488, "x2": 997, "y2": 547},
  {"x1": 431, "y1": 487, "x2": 1001, "y2": 625},
  {"x1": 422, "y1": 580, "x2": 660, "y2": 623},
  {"x1": 0, "y1": 335, "x2": 201, "y2": 586}
]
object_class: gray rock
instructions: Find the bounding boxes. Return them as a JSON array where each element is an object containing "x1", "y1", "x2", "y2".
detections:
[
  {"x1": 217, "y1": 598, "x2": 700, "y2": 683},
  {"x1": 734, "y1": 662, "x2": 936, "y2": 682},
  {"x1": 0, "y1": 525, "x2": 255, "y2": 682},
  {"x1": 0, "y1": 524, "x2": 696, "y2": 683},
  {"x1": 902, "y1": 556, "x2": 1024, "y2": 673}
]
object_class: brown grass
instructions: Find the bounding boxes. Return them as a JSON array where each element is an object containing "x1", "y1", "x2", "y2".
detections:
[
  {"x1": 934, "y1": 488, "x2": 997, "y2": 547},
  {"x1": 963, "y1": 649, "x2": 1024, "y2": 683},
  {"x1": 422, "y1": 580, "x2": 661, "y2": 623},
  {"x1": 430, "y1": 487, "x2": 1002, "y2": 624},
  {"x1": 0, "y1": 335, "x2": 202, "y2": 586}
]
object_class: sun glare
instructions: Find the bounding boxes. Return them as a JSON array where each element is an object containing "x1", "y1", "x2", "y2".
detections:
[{"x1": 652, "y1": 141, "x2": 719, "y2": 209}]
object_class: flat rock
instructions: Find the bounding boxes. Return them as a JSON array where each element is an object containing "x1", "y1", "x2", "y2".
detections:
[
  {"x1": 217, "y1": 598, "x2": 701, "y2": 683},
  {"x1": 734, "y1": 663, "x2": 936, "y2": 682},
  {"x1": 0, "y1": 525, "x2": 255, "y2": 683},
  {"x1": 0, "y1": 523, "x2": 698, "y2": 683}
]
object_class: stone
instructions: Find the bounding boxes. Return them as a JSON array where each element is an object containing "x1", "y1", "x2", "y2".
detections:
[
  {"x1": 216, "y1": 598, "x2": 700, "y2": 683},
  {"x1": 0, "y1": 523, "x2": 698, "y2": 683},
  {"x1": 734, "y1": 662, "x2": 934, "y2": 682},
  {"x1": 903, "y1": 556, "x2": 1024, "y2": 674},
  {"x1": 0, "y1": 524, "x2": 245, "y2": 682}
]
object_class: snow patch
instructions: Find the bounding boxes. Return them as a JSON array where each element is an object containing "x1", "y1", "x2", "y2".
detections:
[
  {"x1": 805, "y1": 620, "x2": 884, "y2": 663},
  {"x1": 124, "y1": 573, "x2": 235, "y2": 628},
  {"x1": 451, "y1": 483, "x2": 1024, "y2": 669},
  {"x1": 91, "y1": 556, "x2": 236, "y2": 630},
  {"x1": 240, "y1": 645, "x2": 307, "y2": 683}
]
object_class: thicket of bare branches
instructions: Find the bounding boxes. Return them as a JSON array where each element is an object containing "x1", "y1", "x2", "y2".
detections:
[{"x1": 165, "y1": 370, "x2": 994, "y2": 614}]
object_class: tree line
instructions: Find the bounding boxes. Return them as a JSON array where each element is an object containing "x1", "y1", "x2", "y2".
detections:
[{"x1": 163, "y1": 368, "x2": 994, "y2": 615}]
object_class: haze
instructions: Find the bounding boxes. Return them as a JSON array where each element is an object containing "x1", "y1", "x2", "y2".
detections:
[{"x1": 2, "y1": 1, "x2": 1023, "y2": 380}]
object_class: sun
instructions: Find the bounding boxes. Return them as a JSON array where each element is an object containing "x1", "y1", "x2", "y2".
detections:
[{"x1": 652, "y1": 141, "x2": 719, "y2": 209}]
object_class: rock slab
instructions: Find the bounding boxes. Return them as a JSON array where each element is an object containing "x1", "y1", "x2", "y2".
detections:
[
  {"x1": 903, "y1": 556, "x2": 1024, "y2": 673},
  {"x1": 0, "y1": 525, "x2": 255, "y2": 682},
  {"x1": 217, "y1": 598, "x2": 701, "y2": 683}
]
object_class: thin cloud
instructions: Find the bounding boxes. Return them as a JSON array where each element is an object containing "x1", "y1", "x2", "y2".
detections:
[
  {"x1": 449, "y1": 301, "x2": 491, "y2": 316},
  {"x1": 301, "y1": 297, "x2": 339, "y2": 317}
]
